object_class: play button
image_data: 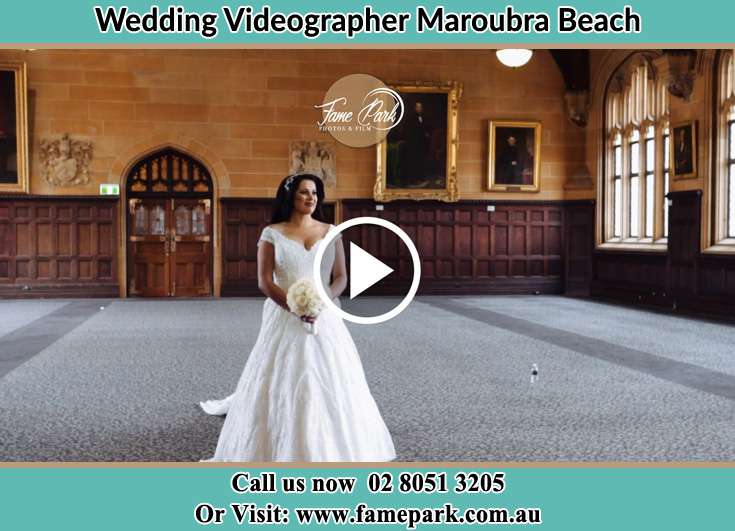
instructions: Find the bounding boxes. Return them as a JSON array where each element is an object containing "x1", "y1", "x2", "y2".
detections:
[
  {"x1": 313, "y1": 216, "x2": 421, "y2": 325},
  {"x1": 349, "y1": 242, "x2": 394, "y2": 299}
]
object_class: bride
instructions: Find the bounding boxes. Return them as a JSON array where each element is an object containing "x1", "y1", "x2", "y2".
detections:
[{"x1": 201, "y1": 173, "x2": 396, "y2": 462}]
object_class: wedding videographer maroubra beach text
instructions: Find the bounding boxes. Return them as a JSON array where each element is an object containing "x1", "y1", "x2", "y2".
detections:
[{"x1": 93, "y1": 5, "x2": 642, "y2": 40}]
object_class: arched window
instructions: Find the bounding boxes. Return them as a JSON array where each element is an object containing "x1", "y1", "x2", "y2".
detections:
[
  {"x1": 714, "y1": 50, "x2": 735, "y2": 247},
  {"x1": 603, "y1": 55, "x2": 669, "y2": 246}
]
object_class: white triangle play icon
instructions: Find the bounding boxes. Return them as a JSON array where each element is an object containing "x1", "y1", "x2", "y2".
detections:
[{"x1": 349, "y1": 242, "x2": 394, "y2": 299}]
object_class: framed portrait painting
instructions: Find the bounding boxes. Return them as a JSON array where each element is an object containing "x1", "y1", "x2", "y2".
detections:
[
  {"x1": 671, "y1": 120, "x2": 697, "y2": 179},
  {"x1": 487, "y1": 120, "x2": 541, "y2": 192},
  {"x1": 0, "y1": 61, "x2": 29, "y2": 193},
  {"x1": 374, "y1": 81, "x2": 462, "y2": 202}
]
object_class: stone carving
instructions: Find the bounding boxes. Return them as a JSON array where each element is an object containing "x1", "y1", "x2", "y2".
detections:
[
  {"x1": 564, "y1": 90, "x2": 590, "y2": 128},
  {"x1": 39, "y1": 133, "x2": 92, "y2": 186},
  {"x1": 667, "y1": 71, "x2": 694, "y2": 102},
  {"x1": 665, "y1": 50, "x2": 696, "y2": 102},
  {"x1": 289, "y1": 140, "x2": 336, "y2": 187}
]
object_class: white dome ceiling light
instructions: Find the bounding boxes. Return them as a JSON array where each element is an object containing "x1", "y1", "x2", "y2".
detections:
[{"x1": 496, "y1": 49, "x2": 533, "y2": 68}]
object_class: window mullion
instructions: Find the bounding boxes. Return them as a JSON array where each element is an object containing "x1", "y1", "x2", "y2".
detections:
[
  {"x1": 663, "y1": 123, "x2": 669, "y2": 240},
  {"x1": 607, "y1": 137, "x2": 615, "y2": 241},
  {"x1": 638, "y1": 130, "x2": 646, "y2": 240},
  {"x1": 719, "y1": 109, "x2": 729, "y2": 241},
  {"x1": 728, "y1": 117, "x2": 735, "y2": 238},
  {"x1": 654, "y1": 125, "x2": 665, "y2": 240},
  {"x1": 642, "y1": 125, "x2": 655, "y2": 240},
  {"x1": 622, "y1": 136, "x2": 631, "y2": 239},
  {"x1": 610, "y1": 139, "x2": 623, "y2": 238}
]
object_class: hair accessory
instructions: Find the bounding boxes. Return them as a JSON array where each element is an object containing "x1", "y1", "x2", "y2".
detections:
[{"x1": 283, "y1": 175, "x2": 297, "y2": 191}]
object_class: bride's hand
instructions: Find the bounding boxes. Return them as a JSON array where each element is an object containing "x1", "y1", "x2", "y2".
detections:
[{"x1": 300, "y1": 314, "x2": 317, "y2": 324}]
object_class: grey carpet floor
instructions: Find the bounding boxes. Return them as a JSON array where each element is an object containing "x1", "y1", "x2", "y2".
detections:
[
  {"x1": 0, "y1": 300, "x2": 110, "y2": 379},
  {"x1": 1, "y1": 296, "x2": 734, "y2": 462},
  {"x1": 0, "y1": 300, "x2": 68, "y2": 337}
]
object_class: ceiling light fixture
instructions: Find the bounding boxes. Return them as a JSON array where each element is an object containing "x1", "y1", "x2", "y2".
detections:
[{"x1": 496, "y1": 49, "x2": 533, "y2": 68}]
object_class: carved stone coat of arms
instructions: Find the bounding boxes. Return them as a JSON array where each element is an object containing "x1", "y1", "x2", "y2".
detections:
[{"x1": 39, "y1": 133, "x2": 93, "y2": 186}]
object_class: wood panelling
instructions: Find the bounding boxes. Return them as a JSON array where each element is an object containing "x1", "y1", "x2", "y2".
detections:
[
  {"x1": 221, "y1": 199, "x2": 271, "y2": 297},
  {"x1": 0, "y1": 197, "x2": 118, "y2": 297},
  {"x1": 565, "y1": 201, "x2": 595, "y2": 295},
  {"x1": 220, "y1": 199, "x2": 335, "y2": 296},
  {"x1": 697, "y1": 254, "x2": 735, "y2": 315},
  {"x1": 341, "y1": 200, "x2": 567, "y2": 295},
  {"x1": 592, "y1": 250, "x2": 669, "y2": 305},
  {"x1": 591, "y1": 190, "x2": 735, "y2": 320},
  {"x1": 220, "y1": 198, "x2": 590, "y2": 297},
  {"x1": 668, "y1": 190, "x2": 701, "y2": 302},
  {"x1": 668, "y1": 190, "x2": 735, "y2": 319}
]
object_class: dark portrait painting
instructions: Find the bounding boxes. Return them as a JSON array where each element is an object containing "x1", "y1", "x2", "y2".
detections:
[
  {"x1": 488, "y1": 121, "x2": 541, "y2": 192},
  {"x1": 375, "y1": 81, "x2": 461, "y2": 202},
  {"x1": 672, "y1": 121, "x2": 696, "y2": 178},
  {"x1": 385, "y1": 92, "x2": 448, "y2": 190},
  {"x1": 0, "y1": 69, "x2": 18, "y2": 185}
]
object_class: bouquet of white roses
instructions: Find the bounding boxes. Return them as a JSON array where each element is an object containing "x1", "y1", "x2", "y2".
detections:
[{"x1": 286, "y1": 278, "x2": 325, "y2": 335}]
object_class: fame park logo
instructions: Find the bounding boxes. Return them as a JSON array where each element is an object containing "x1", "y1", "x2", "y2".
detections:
[{"x1": 315, "y1": 74, "x2": 404, "y2": 148}]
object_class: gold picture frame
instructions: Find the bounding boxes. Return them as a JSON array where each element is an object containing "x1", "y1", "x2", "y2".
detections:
[
  {"x1": 0, "y1": 61, "x2": 29, "y2": 194},
  {"x1": 487, "y1": 120, "x2": 542, "y2": 193},
  {"x1": 374, "y1": 81, "x2": 462, "y2": 202},
  {"x1": 671, "y1": 120, "x2": 697, "y2": 179}
]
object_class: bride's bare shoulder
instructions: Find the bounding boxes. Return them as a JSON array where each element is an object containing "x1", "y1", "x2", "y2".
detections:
[
  {"x1": 267, "y1": 222, "x2": 285, "y2": 232},
  {"x1": 316, "y1": 221, "x2": 332, "y2": 236}
]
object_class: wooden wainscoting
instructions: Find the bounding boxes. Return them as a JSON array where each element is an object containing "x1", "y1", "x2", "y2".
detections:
[
  {"x1": 591, "y1": 250, "x2": 669, "y2": 305},
  {"x1": 697, "y1": 254, "x2": 735, "y2": 317},
  {"x1": 340, "y1": 200, "x2": 569, "y2": 295},
  {"x1": 669, "y1": 190, "x2": 735, "y2": 319},
  {"x1": 591, "y1": 190, "x2": 735, "y2": 320},
  {"x1": 668, "y1": 190, "x2": 701, "y2": 305},
  {"x1": 220, "y1": 199, "x2": 335, "y2": 296},
  {"x1": 220, "y1": 198, "x2": 592, "y2": 297},
  {"x1": 564, "y1": 201, "x2": 595, "y2": 296},
  {"x1": 0, "y1": 196, "x2": 119, "y2": 298}
]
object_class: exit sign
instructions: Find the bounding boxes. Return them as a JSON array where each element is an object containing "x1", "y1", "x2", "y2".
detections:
[{"x1": 99, "y1": 184, "x2": 120, "y2": 196}]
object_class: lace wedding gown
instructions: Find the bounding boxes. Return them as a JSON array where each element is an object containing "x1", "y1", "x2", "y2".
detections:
[{"x1": 200, "y1": 225, "x2": 396, "y2": 462}]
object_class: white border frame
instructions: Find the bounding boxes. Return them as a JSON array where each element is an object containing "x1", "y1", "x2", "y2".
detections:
[{"x1": 313, "y1": 217, "x2": 421, "y2": 325}]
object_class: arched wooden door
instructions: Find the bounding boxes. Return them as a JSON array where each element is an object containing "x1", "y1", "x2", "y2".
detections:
[{"x1": 126, "y1": 148, "x2": 213, "y2": 297}]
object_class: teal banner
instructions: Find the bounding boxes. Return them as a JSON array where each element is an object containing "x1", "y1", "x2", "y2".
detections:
[
  {"x1": 0, "y1": 0, "x2": 732, "y2": 44},
  {"x1": 1, "y1": 466, "x2": 733, "y2": 529}
]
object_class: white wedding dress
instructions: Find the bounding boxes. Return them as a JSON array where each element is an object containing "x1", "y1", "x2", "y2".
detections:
[{"x1": 200, "y1": 225, "x2": 396, "y2": 462}]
